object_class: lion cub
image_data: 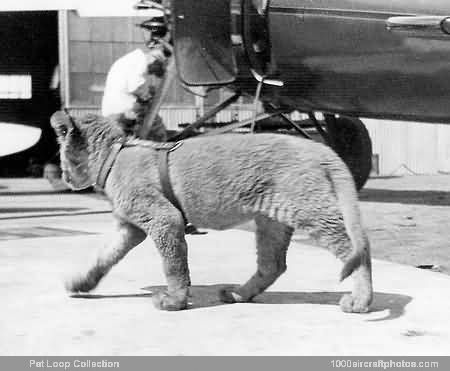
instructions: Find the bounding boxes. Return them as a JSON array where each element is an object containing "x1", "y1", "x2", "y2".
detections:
[{"x1": 51, "y1": 111, "x2": 372, "y2": 313}]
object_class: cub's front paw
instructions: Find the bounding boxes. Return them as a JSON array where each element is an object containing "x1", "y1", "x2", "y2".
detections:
[
  {"x1": 218, "y1": 287, "x2": 246, "y2": 303},
  {"x1": 339, "y1": 293, "x2": 371, "y2": 313},
  {"x1": 65, "y1": 273, "x2": 98, "y2": 293},
  {"x1": 152, "y1": 291, "x2": 188, "y2": 311}
]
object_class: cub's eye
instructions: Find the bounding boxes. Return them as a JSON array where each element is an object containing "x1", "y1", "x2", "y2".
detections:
[{"x1": 58, "y1": 127, "x2": 70, "y2": 137}]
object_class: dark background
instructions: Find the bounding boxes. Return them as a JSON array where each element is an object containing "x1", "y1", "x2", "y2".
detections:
[{"x1": 0, "y1": 11, "x2": 59, "y2": 177}]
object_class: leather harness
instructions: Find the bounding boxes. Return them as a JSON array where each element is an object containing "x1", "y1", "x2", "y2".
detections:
[{"x1": 95, "y1": 138, "x2": 188, "y2": 226}]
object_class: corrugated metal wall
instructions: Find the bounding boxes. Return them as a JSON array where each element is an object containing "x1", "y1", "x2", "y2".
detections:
[
  {"x1": 215, "y1": 108, "x2": 254, "y2": 122},
  {"x1": 363, "y1": 119, "x2": 450, "y2": 175},
  {"x1": 437, "y1": 124, "x2": 450, "y2": 173},
  {"x1": 68, "y1": 106, "x2": 199, "y2": 131},
  {"x1": 159, "y1": 106, "x2": 198, "y2": 130}
]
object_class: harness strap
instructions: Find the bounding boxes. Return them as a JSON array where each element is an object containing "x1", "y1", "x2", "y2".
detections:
[
  {"x1": 156, "y1": 142, "x2": 188, "y2": 226},
  {"x1": 95, "y1": 141, "x2": 124, "y2": 189},
  {"x1": 95, "y1": 138, "x2": 189, "y2": 227}
]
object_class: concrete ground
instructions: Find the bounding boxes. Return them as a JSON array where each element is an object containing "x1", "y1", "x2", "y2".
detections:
[{"x1": 0, "y1": 177, "x2": 449, "y2": 356}]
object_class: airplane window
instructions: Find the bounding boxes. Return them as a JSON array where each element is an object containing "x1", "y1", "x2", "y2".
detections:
[{"x1": 0, "y1": 75, "x2": 32, "y2": 99}]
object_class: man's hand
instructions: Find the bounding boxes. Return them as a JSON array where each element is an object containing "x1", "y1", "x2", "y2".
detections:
[
  {"x1": 133, "y1": 81, "x2": 156, "y2": 103},
  {"x1": 146, "y1": 47, "x2": 165, "y2": 63},
  {"x1": 145, "y1": 48, "x2": 167, "y2": 77},
  {"x1": 147, "y1": 58, "x2": 166, "y2": 78}
]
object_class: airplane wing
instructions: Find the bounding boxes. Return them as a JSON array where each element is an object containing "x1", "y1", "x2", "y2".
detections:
[{"x1": 0, "y1": 123, "x2": 41, "y2": 157}]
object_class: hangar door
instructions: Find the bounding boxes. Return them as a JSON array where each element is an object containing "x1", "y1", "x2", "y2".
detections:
[{"x1": 0, "y1": 11, "x2": 59, "y2": 175}]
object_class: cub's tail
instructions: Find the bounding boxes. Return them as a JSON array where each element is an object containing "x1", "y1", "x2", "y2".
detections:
[{"x1": 322, "y1": 157, "x2": 371, "y2": 281}]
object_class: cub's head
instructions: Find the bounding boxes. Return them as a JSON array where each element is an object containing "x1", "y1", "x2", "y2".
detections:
[{"x1": 50, "y1": 111, "x2": 92, "y2": 190}]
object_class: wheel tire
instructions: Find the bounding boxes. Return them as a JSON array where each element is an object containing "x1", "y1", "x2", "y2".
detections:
[{"x1": 326, "y1": 116, "x2": 373, "y2": 190}]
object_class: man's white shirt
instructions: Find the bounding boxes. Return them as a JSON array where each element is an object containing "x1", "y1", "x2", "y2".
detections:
[{"x1": 101, "y1": 48, "x2": 154, "y2": 116}]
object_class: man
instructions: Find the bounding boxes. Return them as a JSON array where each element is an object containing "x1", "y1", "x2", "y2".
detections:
[{"x1": 101, "y1": 17, "x2": 170, "y2": 141}]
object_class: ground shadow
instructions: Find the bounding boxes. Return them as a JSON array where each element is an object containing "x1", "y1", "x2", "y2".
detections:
[
  {"x1": 71, "y1": 286, "x2": 412, "y2": 322},
  {"x1": 0, "y1": 190, "x2": 72, "y2": 196},
  {"x1": 370, "y1": 176, "x2": 402, "y2": 180},
  {"x1": 0, "y1": 207, "x2": 85, "y2": 213},
  {"x1": 0, "y1": 188, "x2": 101, "y2": 197},
  {"x1": 360, "y1": 189, "x2": 450, "y2": 206},
  {"x1": 136, "y1": 285, "x2": 410, "y2": 321},
  {"x1": 0, "y1": 209, "x2": 109, "y2": 221},
  {"x1": 70, "y1": 293, "x2": 152, "y2": 299}
]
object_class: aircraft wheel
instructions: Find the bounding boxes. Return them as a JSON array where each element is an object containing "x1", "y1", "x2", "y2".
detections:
[{"x1": 325, "y1": 116, "x2": 373, "y2": 190}]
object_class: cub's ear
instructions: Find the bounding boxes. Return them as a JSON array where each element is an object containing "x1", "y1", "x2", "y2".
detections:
[{"x1": 50, "y1": 110, "x2": 74, "y2": 137}]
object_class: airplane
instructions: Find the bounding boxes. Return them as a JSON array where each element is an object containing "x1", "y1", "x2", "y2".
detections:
[{"x1": 138, "y1": 0, "x2": 450, "y2": 189}]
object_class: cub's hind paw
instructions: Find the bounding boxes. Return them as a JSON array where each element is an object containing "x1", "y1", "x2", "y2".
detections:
[
  {"x1": 339, "y1": 293, "x2": 370, "y2": 313},
  {"x1": 152, "y1": 291, "x2": 188, "y2": 311},
  {"x1": 218, "y1": 287, "x2": 245, "y2": 303}
]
